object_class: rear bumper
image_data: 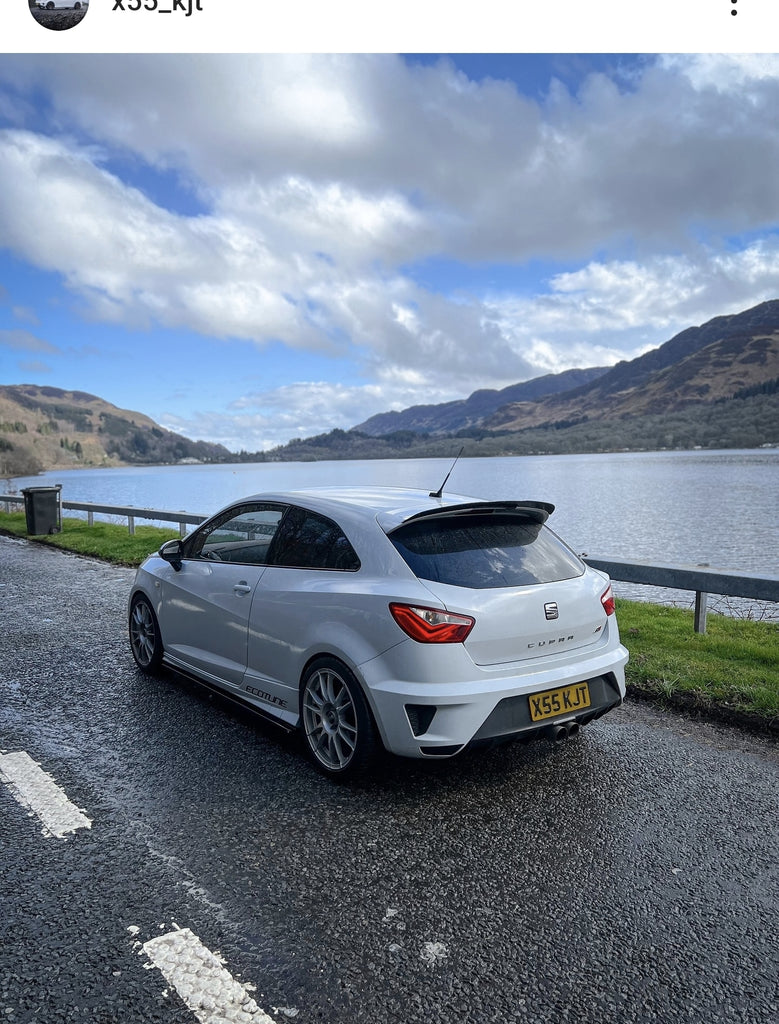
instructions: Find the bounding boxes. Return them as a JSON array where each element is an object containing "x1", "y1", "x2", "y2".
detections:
[{"x1": 358, "y1": 641, "x2": 628, "y2": 758}]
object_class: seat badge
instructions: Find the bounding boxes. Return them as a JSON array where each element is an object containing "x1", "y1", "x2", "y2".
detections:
[{"x1": 544, "y1": 602, "x2": 559, "y2": 620}]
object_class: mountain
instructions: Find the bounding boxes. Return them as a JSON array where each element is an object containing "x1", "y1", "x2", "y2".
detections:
[
  {"x1": 354, "y1": 367, "x2": 609, "y2": 436},
  {"x1": 0, "y1": 385, "x2": 231, "y2": 477},
  {"x1": 264, "y1": 299, "x2": 779, "y2": 461},
  {"x1": 487, "y1": 300, "x2": 779, "y2": 431},
  {"x1": 3, "y1": 302, "x2": 778, "y2": 477}
]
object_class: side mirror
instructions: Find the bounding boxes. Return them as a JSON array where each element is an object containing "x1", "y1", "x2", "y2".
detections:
[{"x1": 159, "y1": 538, "x2": 184, "y2": 571}]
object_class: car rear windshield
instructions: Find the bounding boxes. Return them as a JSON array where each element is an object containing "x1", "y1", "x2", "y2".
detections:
[{"x1": 389, "y1": 513, "x2": 584, "y2": 589}]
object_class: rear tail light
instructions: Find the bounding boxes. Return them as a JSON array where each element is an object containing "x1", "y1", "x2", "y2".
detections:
[
  {"x1": 601, "y1": 585, "x2": 616, "y2": 617},
  {"x1": 389, "y1": 603, "x2": 475, "y2": 643}
]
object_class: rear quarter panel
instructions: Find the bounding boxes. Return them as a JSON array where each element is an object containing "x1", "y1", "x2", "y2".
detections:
[{"x1": 244, "y1": 569, "x2": 432, "y2": 705}]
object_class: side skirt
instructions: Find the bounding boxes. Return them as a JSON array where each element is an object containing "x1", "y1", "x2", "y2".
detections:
[{"x1": 161, "y1": 656, "x2": 296, "y2": 734}]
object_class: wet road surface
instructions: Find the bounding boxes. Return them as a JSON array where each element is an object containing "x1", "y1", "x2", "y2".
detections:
[{"x1": 1, "y1": 535, "x2": 777, "y2": 1023}]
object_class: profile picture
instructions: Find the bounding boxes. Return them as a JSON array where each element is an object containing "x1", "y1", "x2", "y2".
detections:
[{"x1": 29, "y1": 0, "x2": 89, "y2": 31}]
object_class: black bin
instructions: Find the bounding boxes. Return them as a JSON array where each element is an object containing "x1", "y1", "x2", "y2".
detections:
[{"x1": 22, "y1": 485, "x2": 62, "y2": 535}]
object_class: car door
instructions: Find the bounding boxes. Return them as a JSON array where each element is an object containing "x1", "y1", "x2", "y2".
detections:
[
  {"x1": 244, "y1": 505, "x2": 362, "y2": 717},
  {"x1": 159, "y1": 503, "x2": 286, "y2": 692}
]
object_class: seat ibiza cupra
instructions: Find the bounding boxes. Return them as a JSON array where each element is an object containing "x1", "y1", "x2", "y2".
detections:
[{"x1": 129, "y1": 487, "x2": 628, "y2": 778}]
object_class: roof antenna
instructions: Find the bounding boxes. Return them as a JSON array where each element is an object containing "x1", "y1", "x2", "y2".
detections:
[{"x1": 429, "y1": 446, "x2": 465, "y2": 499}]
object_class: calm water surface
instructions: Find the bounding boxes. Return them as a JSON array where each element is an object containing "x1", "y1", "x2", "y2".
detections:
[{"x1": 10, "y1": 449, "x2": 778, "y2": 578}]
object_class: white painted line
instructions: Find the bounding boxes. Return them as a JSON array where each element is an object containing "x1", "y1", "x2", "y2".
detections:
[
  {"x1": 0, "y1": 751, "x2": 92, "y2": 839},
  {"x1": 141, "y1": 927, "x2": 274, "y2": 1024}
]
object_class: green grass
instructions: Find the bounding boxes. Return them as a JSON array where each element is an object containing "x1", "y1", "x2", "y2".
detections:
[
  {"x1": 617, "y1": 599, "x2": 779, "y2": 724},
  {"x1": 2, "y1": 511, "x2": 777, "y2": 727},
  {"x1": 0, "y1": 511, "x2": 178, "y2": 566}
]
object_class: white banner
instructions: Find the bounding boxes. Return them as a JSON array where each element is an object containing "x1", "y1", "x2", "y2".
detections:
[{"x1": 5, "y1": 0, "x2": 776, "y2": 55}]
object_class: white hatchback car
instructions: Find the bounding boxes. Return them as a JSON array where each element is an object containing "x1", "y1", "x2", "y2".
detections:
[{"x1": 129, "y1": 487, "x2": 628, "y2": 777}]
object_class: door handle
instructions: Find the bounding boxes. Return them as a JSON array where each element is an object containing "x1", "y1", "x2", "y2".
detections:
[{"x1": 233, "y1": 581, "x2": 253, "y2": 596}]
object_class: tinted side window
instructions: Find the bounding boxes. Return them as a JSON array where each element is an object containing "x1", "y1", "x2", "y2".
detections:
[
  {"x1": 269, "y1": 507, "x2": 360, "y2": 571},
  {"x1": 188, "y1": 504, "x2": 285, "y2": 565},
  {"x1": 390, "y1": 514, "x2": 583, "y2": 589}
]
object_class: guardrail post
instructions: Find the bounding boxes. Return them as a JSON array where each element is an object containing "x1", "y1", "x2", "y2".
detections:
[
  {"x1": 128, "y1": 515, "x2": 135, "y2": 536},
  {"x1": 179, "y1": 522, "x2": 187, "y2": 538},
  {"x1": 87, "y1": 510, "x2": 94, "y2": 527},
  {"x1": 694, "y1": 591, "x2": 708, "y2": 634}
]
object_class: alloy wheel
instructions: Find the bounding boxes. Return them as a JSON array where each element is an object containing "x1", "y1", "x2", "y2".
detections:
[
  {"x1": 302, "y1": 666, "x2": 359, "y2": 772},
  {"x1": 129, "y1": 597, "x2": 161, "y2": 672}
]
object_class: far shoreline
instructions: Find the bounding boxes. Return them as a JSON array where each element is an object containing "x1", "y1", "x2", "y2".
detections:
[{"x1": 6, "y1": 442, "x2": 779, "y2": 483}]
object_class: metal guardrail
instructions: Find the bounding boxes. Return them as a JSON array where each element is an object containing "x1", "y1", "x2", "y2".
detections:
[
  {"x1": 0, "y1": 493, "x2": 206, "y2": 537},
  {"x1": 2, "y1": 494, "x2": 777, "y2": 632},
  {"x1": 64, "y1": 500, "x2": 207, "y2": 537},
  {"x1": 583, "y1": 556, "x2": 779, "y2": 633}
]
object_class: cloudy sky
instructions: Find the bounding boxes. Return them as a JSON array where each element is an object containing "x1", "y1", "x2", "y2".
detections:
[{"x1": 1, "y1": 53, "x2": 778, "y2": 452}]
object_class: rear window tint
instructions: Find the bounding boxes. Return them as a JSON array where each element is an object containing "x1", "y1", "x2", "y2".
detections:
[{"x1": 390, "y1": 514, "x2": 583, "y2": 589}]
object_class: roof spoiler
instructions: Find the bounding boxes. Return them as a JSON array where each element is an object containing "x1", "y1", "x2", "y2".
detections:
[{"x1": 399, "y1": 500, "x2": 555, "y2": 527}]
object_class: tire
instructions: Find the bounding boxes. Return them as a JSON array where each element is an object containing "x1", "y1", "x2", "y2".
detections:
[
  {"x1": 46, "y1": 2, "x2": 54, "y2": 8},
  {"x1": 300, "y1": 658, "x2": 379, "y2": 779},
  {"x1": 129, "y1": 595, "x2": 164, "y2": 674}
]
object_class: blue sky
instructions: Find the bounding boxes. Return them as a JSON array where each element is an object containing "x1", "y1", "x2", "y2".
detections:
[{"x1": 1, "y1": 53, "x2": 779, "y2": 451}]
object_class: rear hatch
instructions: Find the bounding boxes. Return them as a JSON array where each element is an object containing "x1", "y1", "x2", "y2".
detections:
[{"x1": 387, "y1": 505, "x2": 609, "y2": 666}]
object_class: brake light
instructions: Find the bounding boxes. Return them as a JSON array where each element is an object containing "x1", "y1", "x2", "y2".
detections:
[
  {"x1": 601, "y1": 585, "x2": 616, "y2": 617},
  {"x1": 389, "y1": 603, "x2": 475, "y2": 643}
]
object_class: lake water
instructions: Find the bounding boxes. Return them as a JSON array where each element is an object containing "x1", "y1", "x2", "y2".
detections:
[{"x1": 8, "y1": 449, "x2": 779, "y2": 615}]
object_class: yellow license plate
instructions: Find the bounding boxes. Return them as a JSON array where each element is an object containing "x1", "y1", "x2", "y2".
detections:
[{"x1": 529, "y1": 682, "x2": 591, "y2": 722}]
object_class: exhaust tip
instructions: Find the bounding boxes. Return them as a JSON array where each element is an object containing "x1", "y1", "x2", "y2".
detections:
[{"x1": 546, "y1": 721, "x2": 580, "y2": 744}]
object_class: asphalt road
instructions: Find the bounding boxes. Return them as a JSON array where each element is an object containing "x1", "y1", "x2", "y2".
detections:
[{"x1": 1, "y1": 535, "x2": 777, "y2": 1024}]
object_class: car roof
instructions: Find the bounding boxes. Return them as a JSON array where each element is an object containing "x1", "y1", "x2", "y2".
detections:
[{"x1": 233, "y1": 486, "x2": 554, "y2": 531}]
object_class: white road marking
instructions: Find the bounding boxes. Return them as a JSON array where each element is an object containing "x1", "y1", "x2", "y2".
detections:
[
  {"x1": 141, "y1": 927, "x2": 274, "y2": 1024},
  {"x1": 0, "y1": 750, "x2": 92, "y2": 839}
]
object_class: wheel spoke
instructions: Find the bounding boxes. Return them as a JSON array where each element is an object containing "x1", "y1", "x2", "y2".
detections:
[
  {"x1": 332, "y1": 734, "x2": 347, "y2": 766},
  {"x1": 334, "y1": 688, "x2": 351, "y2": 711},
  {"x1": 323, "y1": 672, "x2": 337, "y2": 704},
  {"x1": 307, "y1": 686, "x2": 325, "y2": 709}
]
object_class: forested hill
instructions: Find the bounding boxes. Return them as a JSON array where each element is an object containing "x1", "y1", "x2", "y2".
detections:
[
  {"x1": 262, "y1": 300, "x2": 779, "y2": 461},
  {"x1": 487, "y1": 299, "x2": 779, "y2": 432},
  {"x1": 0, "y1": 385, "x2": 230, "y2": 477},
  {"x1": 354, "y1": 366, "x2": 609, "y2": 436},
  {"x1": 3, "y1": 301, "x2": 778, "y2": 476}
]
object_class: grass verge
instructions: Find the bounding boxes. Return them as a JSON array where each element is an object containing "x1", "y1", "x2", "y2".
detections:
[
  {"x1": 0, "y1": 511, "x2": 178, "y2": 566},
  {"x1": 617, "y1": 599, "x2": 778, "y2": 733},
  {"x1": 2, "y1": 512, "x2": 777, "y2": 733}
]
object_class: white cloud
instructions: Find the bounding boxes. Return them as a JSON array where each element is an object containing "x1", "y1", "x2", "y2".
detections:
[
  {"x1": 6, "y1": 53, "x2": 779, "y2": 263},
  {"x1": 486, "y1": 241, "x2": 779, "y2": 372},
  {"x1": 18, "y1": 360, "x2": 53, "y2": 376},
  {"x1": 163, "y1": 378, "x2": 456, "y2": 450},
  {"x1": 659, "y1": 54, "x2": 779, "y2": 93},
  {"x1": 0, "y1": 328, "x2": 59, "y2": 354},
  {"x1": 0, "y1": 128, "x2": 535, "y2": 389},
  {"x1": 1, "y1": 54, "x2": 779, "y2": 446},
  {"x1": 12, "y1": 307, "x2": 39, "y2": 326}
]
